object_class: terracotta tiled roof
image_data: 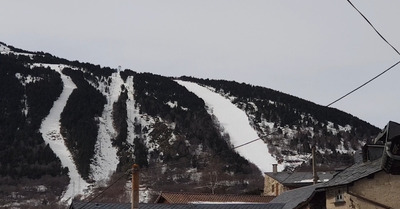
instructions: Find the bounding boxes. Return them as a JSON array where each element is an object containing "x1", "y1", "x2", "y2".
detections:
[{"x1": 155, "y1": 192, "x2": 275, "y2": 204}]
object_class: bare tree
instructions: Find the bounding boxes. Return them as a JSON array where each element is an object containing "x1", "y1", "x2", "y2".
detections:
[{"x1": 205, "y1": 171, "x2": 219, "y2": 194}]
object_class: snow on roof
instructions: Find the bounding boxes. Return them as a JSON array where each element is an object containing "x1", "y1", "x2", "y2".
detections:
[{"x1": 265, "y1": 171, "x2": 336, "y2": 186}]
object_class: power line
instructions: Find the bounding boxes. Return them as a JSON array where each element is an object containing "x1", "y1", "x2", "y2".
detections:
[
  {"x1": 232, "y1": 137, "x2": 261, "y2": 150},
  {"x1": 78, "y1": 172, "x2": 128, "y2": 209},
  {"x1": 326, "y1": 60, "x2": 400, "y2": 107},
  {"x1": 347, "y1": 0, "x2": 400, "y2": 56},
  {"x1": 325, "y1": 0, "x2": 400, "y2": 107}
]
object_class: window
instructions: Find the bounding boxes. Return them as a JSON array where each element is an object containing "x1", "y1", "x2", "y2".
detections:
[
  {"x1": 271, "y1": 184, "x2": 275, "y2": 193},
  {"x1": 335, "y1": 190, "x2": 345, "y2": 203}
]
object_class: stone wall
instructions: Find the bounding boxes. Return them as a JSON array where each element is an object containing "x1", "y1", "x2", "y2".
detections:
[{"x1": 263, "y1": 175, "x2": 286, "y2": 196}]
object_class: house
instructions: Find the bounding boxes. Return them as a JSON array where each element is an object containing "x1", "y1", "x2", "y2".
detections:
[
  {"x1": 69, "y1": 201, "x2": 285, "y2": 209},
  {"x1": 154, "y1": 191, "x2": 275, "y2": 204},
  {"x1": 269, "y1": 156, "x2": 395, "y2": 209},
  {"x1": 263, "y1": 164, "x2": 336, "y2": 196},
  {"x1": 322, "y1": 157, "x2": 398, "y2": 209},
  {"x1": 321, "y1": 121, "x2": 400, "y2": 209},
  {"x1": 269, "y1": 121, "x2": 400, "y2": 209}
]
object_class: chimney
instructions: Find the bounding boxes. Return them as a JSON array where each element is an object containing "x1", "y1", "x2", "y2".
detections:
[
  {"x1": 132, "y1": 164, "x2": 140, "y2": 209},
  {"x1": 272, "y1": 164, "x2": 278, "y2": 174},
  {"x1": 312, "y1": 146, "x2": 319, "y2": 184},
  {"x1": 362, "y1": 144, "x2": 368, "y2": 163}
]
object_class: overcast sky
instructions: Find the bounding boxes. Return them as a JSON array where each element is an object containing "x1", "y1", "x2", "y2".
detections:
[{"x1": 1, "y1": 1, "x2": 400, "y2": 128}]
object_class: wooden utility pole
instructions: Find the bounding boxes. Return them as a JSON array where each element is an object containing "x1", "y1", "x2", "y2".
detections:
[
  {"x1": 312, "y1": 146, "x2": 319, "y2": 184},
  {"x1": 132, "y1": 164, "x2": 139, "y2": 209}
]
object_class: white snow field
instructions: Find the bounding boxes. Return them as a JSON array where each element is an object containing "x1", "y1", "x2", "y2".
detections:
[
  {"x1": 89, "y1": 72, "x2": 122, "y2": 182},
  {"x1": 176, "y1": 80, "x2": 279, "y2": 173},
  {"x1": 37, "y1": 64, "x2": 88, "y2": 203}
]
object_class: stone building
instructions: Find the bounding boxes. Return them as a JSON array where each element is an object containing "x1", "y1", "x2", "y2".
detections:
[{"x1": 264, "y1": 164, "x2": 335, "y2": 196}]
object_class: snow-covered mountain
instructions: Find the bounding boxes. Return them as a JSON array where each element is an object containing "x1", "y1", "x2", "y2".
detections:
[{"x1": 0, "y1": 42, "x2": 380, "y2": 208}]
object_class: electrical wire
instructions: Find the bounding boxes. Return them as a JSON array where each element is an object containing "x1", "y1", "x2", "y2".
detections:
[
  {"x1": 78, "y1": 172, "x2": 128, "y2": 209},
  {"x1": 326, "y1": 60, "x2": 400, "y2": 107},
  {"x1": 347, "y1": 0, "x2": 400, "y2": 56},
  {"x1": 325, "y1": 0, "x2": 400, "y2": 107}
]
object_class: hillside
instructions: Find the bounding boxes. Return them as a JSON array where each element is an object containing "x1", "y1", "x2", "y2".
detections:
[
  {"x1": 178, "y1": 76, "x2": 380, "y2": 170},
  {"x1": 0, "y1": 42, "x2": 380, "y2": 208}
]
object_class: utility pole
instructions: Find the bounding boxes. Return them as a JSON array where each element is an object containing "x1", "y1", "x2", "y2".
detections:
[
  {"x1": 312, "y1": 146, "x2": 319, "y2": 184},
  {"x1": 132, "y1": 164, "x2": 139, "y2": 209}
]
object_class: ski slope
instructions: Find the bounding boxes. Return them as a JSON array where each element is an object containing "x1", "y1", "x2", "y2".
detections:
[
  {"x1": 176, "y1": 80, "x2": 279, "y2": 173},
  {"x1": 37, "y1": 64, "x2": 88, "y2": 203},
  {"x1": 89, "y1": 72, "x2": 122, "y2": 182}
]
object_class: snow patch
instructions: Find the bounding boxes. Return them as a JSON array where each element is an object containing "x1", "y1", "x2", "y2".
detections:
[
  {"x1": 15, "y1": 73, "x2": 43, "y2": 85},
  {"x1": 36, "y1": 185, "x2": 47, "y2": 192},
  {"x1": 339, "y1": 124, "x2": 352, "y2": 132},
  {"x1": 0, "y1": 43, "x2": 10, "y2": 54},
  {"x1": 326, "y1": 121, "x2": 338, "y2": 135},
  {"x1": 294, "y1": 178, "x2": 330, "y2": 183},
  {"x1": 0, "y1": 44, "x2": 34, "y2": 57},
  {"x1": 166, "y1": 101, "x2": 178, "y2": 108}
]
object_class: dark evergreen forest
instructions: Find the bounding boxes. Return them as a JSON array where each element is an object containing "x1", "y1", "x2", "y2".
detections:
[
  {"x1": 0, "y1": 54, "x2": 67, "y2": 179},
  {"x1": 60, "y1": 68, "x2": 107, "y2": 179}
]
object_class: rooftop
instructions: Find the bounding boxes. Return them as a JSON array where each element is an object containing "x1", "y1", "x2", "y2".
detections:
[
  {"x1": 265, "y1": 171, "x2": 336, "y2": 187},
  {"x1": 155, "y1": 192, "x2": 275, "y2": 204},
  {"x1": 322, "y1": 158, "x2": 382, "y2": 188},
  {"x1": 269, "y1": 184, "x2": 323, "y2": 209}
]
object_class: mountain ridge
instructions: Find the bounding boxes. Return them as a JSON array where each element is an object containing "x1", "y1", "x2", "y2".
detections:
[{"x1": 0, "y1": 42, "x2": 380, "y2": 208}]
